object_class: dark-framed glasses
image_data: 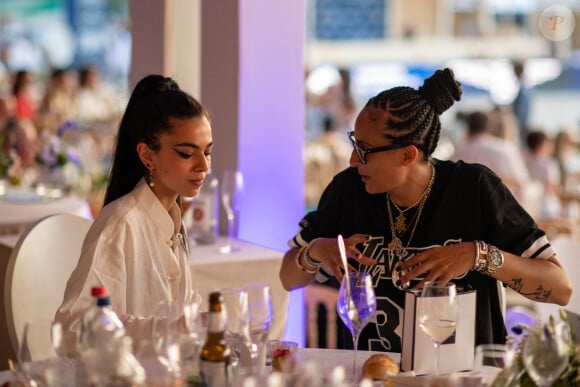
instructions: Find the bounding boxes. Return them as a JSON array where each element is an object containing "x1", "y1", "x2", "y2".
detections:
[{"x1": 347, "y1": 131, "x2": 409, "y2": 165}]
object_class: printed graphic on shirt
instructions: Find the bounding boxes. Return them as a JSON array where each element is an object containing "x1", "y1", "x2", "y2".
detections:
[{"x1": 356, "y1": 236, "x2": 465, "y2": 353}]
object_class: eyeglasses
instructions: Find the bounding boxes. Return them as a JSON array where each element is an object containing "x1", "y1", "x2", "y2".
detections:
[{"x1": 347, "y1": 131, "x2": 409, "y2": 164}]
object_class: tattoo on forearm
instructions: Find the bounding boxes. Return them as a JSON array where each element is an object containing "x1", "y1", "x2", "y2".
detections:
[
  {"x1": 505, "y1": 278, "x2": 552, "y2": 301},
  {"x1": 506, "y1": 278, "x2": 523, "y2": 292}
]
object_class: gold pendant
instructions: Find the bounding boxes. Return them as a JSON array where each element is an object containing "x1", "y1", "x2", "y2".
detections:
[
  {"x1": 388, "y1": 237, "x2": 407, "y2": 260},
  {"x1": 394, "y1": 212, "x2": 406, "y2": 234}
]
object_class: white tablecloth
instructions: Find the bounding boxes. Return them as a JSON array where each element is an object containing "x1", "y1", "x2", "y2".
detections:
[
  {"x1": 0, "y1": 190, "x2": 92, "y2": 235},
  {"x1": 189, "y1": 236, "x2": 289, "y2": 341},
  {"x1": 0, "y1": 348, "x2": 498, "y2": 386}
]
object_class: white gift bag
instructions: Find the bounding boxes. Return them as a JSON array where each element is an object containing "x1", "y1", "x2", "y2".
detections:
[{"x1": 401, "y1": 287, "x2": 477, "y2": 374}]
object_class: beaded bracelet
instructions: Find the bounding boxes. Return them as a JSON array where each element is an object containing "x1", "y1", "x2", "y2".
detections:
[
  {"x1": 294, "y1": 245, "x2": 318, "y2": 274},
  {"x1": 304, "y1": 238, "x2": 322, "y2": 268}
]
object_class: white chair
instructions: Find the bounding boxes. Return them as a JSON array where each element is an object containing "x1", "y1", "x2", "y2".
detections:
[
  {"x1": 304, "y1": 283, "x2": 338, "y2": 348},
  {"x1": 3, "y1": 213, "x2": 92, "y2": 361},
  {"x1": 535, "y1": 235, "x2": 580, "y2": 324}
]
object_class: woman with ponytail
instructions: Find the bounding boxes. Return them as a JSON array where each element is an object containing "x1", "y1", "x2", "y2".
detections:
[{"x1": 56, "y1": 75, "x2": 212, "y2": 346}]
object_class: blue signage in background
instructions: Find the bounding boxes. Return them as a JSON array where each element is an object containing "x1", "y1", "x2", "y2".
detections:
[
  {"x1": 63, "y1": 0, "x2": 108, "y2": 70},
  {"x1": 315, "y1": 0, "x2": 386, "y2": 40}
]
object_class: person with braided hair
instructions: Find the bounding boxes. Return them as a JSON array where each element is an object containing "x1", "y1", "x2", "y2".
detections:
[{"x1": 280, "y1": 68, "x2": 571, "y2": 353}]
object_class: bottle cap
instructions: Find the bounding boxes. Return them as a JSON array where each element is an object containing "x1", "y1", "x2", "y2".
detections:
[
  {"x1": 97, "y1": 296, "x2": 112, "y2": 307},
  {"x1": 91, "y1": 286, "x2": 107, "y2": 297}
]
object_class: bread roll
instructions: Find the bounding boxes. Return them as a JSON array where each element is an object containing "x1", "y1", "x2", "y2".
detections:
[{"x1": 362, "y1": 353, "x2": 399, "y2": 380}]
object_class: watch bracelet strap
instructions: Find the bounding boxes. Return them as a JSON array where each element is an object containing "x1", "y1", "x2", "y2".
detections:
[{"x1": 474, "y1": 240, "x2": 502, "y2": 276}]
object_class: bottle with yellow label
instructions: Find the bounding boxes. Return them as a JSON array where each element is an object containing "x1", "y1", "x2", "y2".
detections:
[{"x1": 199, "y1": 291, "x2": 233, "y2": 386}]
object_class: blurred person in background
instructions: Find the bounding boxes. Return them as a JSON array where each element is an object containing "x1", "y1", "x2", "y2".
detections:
[
  {"x1": 525, "y1": 130, "x2": 562, "y2": 220},
  {"x1": 512, "y1": 61, "x2": 533, "y2": 148},
  {"x1": 75, "y1": 64, "x2": 119, "y2": 124},
  {"x1": 452, "y1": 110, "x2": 530, "y2": 204},
  {"x1": 40, "y1": 67, "x2": 78, "y2": 131},
  {"x1": 11, "y1": 69, "x2": 39, "y2": 122},
  {"x1": 0, "y1": 94, "x2": 39, "y2": 171},
  {"x1": 553, "y1": 129, "x2": 579, "y2": 191}
]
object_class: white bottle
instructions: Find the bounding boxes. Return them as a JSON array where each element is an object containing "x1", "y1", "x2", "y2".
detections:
[
  {"x1": 190, "y1": 170, "x2": 219, "y2": 245},
  {"x1": 78, "y1": 292, "x2": 126, "y2": 387},
  {"x1": 77, "y1": 286, "x2": 108, "y2": 352}
]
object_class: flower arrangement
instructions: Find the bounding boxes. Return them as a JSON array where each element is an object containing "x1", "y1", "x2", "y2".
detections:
[
  {"x1": 493, "y1": 309, "x2": 580, "y2": 386},
  {"x1": 36, "y1": 122, "x2": 82, "y2": 169}
]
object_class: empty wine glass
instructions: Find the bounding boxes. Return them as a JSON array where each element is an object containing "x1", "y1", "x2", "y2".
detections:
[
  {"x1": 245, "y1": 282, "x2": 274, "y2": 375},
  {"x1": 473, "y1": 344, "x2": 520, "y2": 386},
  {"x1": 18, "y1": 321, "x2": 67, "y2": 386},
  {"x1": 418, "y1": 281, "x2": 458, "y2": 376},
  {"x1": 219, "y1": 170, "x2": 244, "y2": 254},
  {"x1": 220, "y1": 287, "x2": 253, "y2": 368},
  {"x1": 152, "y1": 300, "x2": 183, "y2": 384},
  {"x1": 522, "y1": 319, "x2": 570, "y2": 387},
  {"x1": 336, "y1": 271, "x2": 377, "y2": 382}
]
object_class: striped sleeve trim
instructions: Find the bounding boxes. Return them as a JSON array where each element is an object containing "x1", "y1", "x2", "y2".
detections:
[
  {"x1": 288, "y1": 230, "x2": 334, "y2": 283},
  {"x1": 522, "y1": 235, "x2": 555, "y2": 259}
]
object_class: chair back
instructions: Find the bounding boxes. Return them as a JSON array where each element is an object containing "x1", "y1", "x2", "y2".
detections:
[
  {"x1": 304, "y1": 283, "x2": 338, "y2": 348},
  {"x1": 535, "y1": 235, "x2": 580, "y2": 323},
  {"x1": 4, "y1": 213, "x2": 92, "y2": 361}
]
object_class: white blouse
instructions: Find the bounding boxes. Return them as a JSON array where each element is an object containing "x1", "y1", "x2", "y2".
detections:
[{"x1": 55, "y1": 178, "x2": 195, "y2": 346}]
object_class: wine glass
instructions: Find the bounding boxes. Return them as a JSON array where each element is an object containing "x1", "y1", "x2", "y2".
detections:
[
  {"x1": 336, "y1": 271, "x2": 377, "y2": 382},
  {"x1": 522, "y1": 319, "x2": 570, "y2": 387},
  {"x1": 245, "y1": 282, "x2": 274, "y2": 375},
  {"x1": 18, "y1": 321, "x2": 66, "y2": 386},
  {"x1": 219, "y1": 170, "x2": 244, "y2": 254},
  {"x1": 473, "y1": 344, "x2": 520, "y2": 386},
  {"x1": 151, "y1": 300, "x2": 183, "y2": 384},
  {"x1": 418, "y1": 281, "x2": 458, "y2": 376},
  {"x1": 220, "y1": 287, "x2": 253, "y2": 368}
]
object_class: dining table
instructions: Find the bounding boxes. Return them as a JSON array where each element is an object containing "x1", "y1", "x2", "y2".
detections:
[
  {"x1": 188, "y1": 236, "x2": 289, "y2": 341},
  {"x1": 0, "y1": 188, "x2": 92, "y2": 236},
  {"x1": 0, "y1": 234, "x2": 289, "y2": 371},
  {"x1": 0, "y1": 347, "x2": 499, "y2": 386}
]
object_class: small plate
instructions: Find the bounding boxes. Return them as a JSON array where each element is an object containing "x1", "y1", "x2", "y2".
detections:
[{"x1": 3, "y1": 190, "x2": 44, "y2": 203}]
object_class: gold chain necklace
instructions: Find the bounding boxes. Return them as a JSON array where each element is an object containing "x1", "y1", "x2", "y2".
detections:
[
  {"x1": 386, "y1": 164, "x2": 435, "y2": 261},
  {"x1": 387, "y1": 163, "x2": 436, "y2": 234}
]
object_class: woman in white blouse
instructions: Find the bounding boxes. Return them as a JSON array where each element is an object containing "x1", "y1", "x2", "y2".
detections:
[{"x1": 55, "y1": 74, "x2": 212, "y2": 347}]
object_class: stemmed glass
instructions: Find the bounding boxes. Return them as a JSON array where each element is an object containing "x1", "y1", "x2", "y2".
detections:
[
  {"x1": 151, "y1": 300, "x2": 184, "y2": 384},
  {"x1": 219, "y1": 170, "x2": 244, "y2": 254},
  {"x1": 245, "y1": 282, "x2": 274, "y2": 375},
  {"x1": 418, "y1": 281, "x2": 458, "y2": 376},
  {"x1": 220, "y1": 287, "x2": 253, "y2": 368},
  {"x1": 522, "y1": 318, "x2": 570, "y2": 387},
  {"x1": 18, "y1": 321, "x2": 66, "y2": 386},
  {"x1": 336, "y1": 271, "x2": 377, "y2": 382}
]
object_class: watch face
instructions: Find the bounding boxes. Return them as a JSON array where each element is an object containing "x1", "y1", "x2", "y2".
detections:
[{"x1": 490, "y1": 249, "x2": 504, "y2": 266}]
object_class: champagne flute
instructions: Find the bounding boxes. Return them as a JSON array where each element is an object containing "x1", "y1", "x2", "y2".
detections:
[
  {"x1": 336, "y1": 271, "x2": 377, "y2": 382},
  {"x1": 245, "y1": 282, "x2": 274, "y2": 375},
  {"x1": 418, "y1": 281, "x2": 458, "y2": 376},
  {"x1": 522, "y1": 319, "x2": 569, "y2": 387},
  {"x1": 219, "y1": 170, "x2": 244, "y2": 254}
]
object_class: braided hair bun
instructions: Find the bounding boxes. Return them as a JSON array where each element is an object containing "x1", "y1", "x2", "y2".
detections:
[{"x1": 418, "y1": 68, "x2": 462, "y2": 115}]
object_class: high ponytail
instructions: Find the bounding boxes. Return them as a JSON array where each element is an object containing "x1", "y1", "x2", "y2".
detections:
[{"x1": 104, "y1": 75, "x2": 209, "y2": 205}]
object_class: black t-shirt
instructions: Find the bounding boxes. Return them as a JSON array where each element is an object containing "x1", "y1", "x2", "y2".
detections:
[{"x1": 291, "y1": 159, "x2": 554, "y2": 353}]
